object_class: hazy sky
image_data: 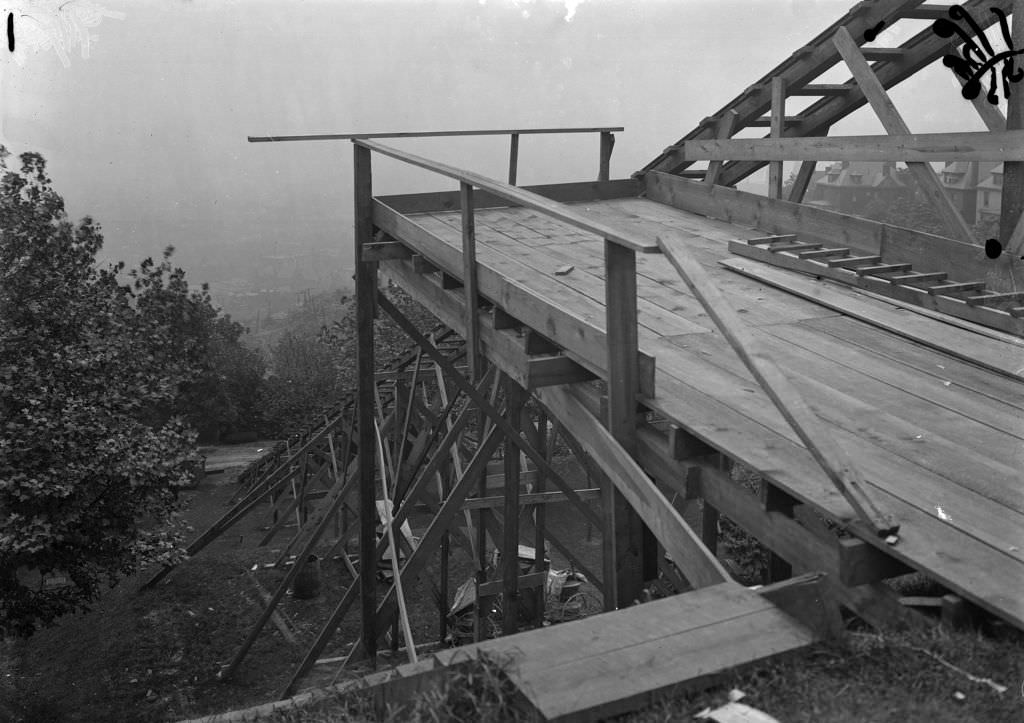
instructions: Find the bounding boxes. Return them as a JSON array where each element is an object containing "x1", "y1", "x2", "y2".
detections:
[{"x1": 2, "y1": 0, "x2": 994, "y2": 292}]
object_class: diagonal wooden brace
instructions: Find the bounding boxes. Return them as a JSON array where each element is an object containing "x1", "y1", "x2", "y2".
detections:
[{"x1": 657, "y1": 232, "x2": 898, "y2": 538}]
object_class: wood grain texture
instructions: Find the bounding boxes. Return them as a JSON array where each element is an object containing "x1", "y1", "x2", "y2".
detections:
[
  {"x1": 680, "y1": 130, "x2": 1024, "y2": 162},
  {"x1": 833, "y1": 26, "x2": 974, "y2": 243},
  {"x1": 644, "y1": 171, "x2": 1022, "y2": 293}
]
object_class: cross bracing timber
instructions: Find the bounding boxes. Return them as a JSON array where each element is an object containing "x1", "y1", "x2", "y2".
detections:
[{"x1": 234, "y1": 3, "x2": 1024, "y2": 717}]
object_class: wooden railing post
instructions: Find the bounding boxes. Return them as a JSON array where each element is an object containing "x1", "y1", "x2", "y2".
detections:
[
  {"x1": 508, "y1": 133, "x2": 520, "y2": 186},
  {"x1": 353, "y1": 141, "x2": 378, "y2": 667},
  {"x1": 502, "y1": 376, "x2": 527, "y2": 635},
  {"x1": 769, "y1": 77, "x2": 786, "y2": 200},
  {"x1": 461, "y1": 182, "x2": 480, "y2": 381},
  {"x1": 461, "y1": 181, "x2": 490, "y2": 639},
  {"x1": 603, "y1": 239, "x2": 644, "y2": 609},
  {"x1": 1000, "y1": 0, "x2": 1024, "y2": 256},
  {"x1": 599, "y1": 131, "x2": 615, "y2": 181}
]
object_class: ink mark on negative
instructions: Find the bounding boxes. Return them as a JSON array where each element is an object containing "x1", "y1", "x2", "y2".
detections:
[
  {"x1": 864, "y1": 21, "x2": 885, "y2": 43},
  {"x1": 933, "y1": 4, "x2": 1024, "y2": 104}
]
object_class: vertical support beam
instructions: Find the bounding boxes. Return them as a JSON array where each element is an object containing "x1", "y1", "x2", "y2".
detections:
[
  {"x1": 461, "y1": 182, "x2": 490, "y2": 639},
  {"x1": 508, "y1": 133, "x2": 520, "y2": 186},
  {"x1": 461, "y1": 182, "x2": 480, "y2": 382},
  {"x1": 533, "y1": 407, "x2": 548, "y2": 627},
  {"x1": 599, "y1": 131, "x2": 614, "y2": 182},
  {"x1": 704, "y1": 110, "x2": 738, "y2": 187},
  {"x1": 353, "y1": 142, "x2": 378, "y2": 667},
  {"x1": 1000, "y1": 1, "x2": 1024, "y2": 254},
  {"x1": 833, "y1": 26, "x2": 975, "y2": 243},
  {"x1": 502, "y1": 377, "x2": 526, "y2": 635},
  {"x1": 760, "y1": 483, "x2": 794, "y2": 584},
  {"x1": 603, "y1": 239, "x2": 644, "y2": 609},
  {"x1": 769, "y1": 76, "x2": 786, "y2": 200}
]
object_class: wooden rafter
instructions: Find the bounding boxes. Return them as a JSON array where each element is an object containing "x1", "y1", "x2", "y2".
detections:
[
  {"x1": 769, "y1": 77, "x2": 786, "y2": 200},
  {"x1": 832, "y1": 26, "x2": 975, "y2": 244}
]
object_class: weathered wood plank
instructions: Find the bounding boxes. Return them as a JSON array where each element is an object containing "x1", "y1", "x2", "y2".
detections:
[
  {"x1": 644, "y1": 171, "x2": 1019, "y2": 293},
  {"x1": 518, "y1": 594, "x2": 813, "y2": 721},
  {"x1": 719, "y1": 256, "x2": 1024, "y2": 381},
  {"x1": 534, "y1": 384, "x2": 731, "y2": 590},
  {"x1": 729, "y1": 241, "x2": 1024, "y2": 335},
  {"x1": 679, "y1": 130, "x2": 1024, "y2": 162},
  {"x1": 462, "y1": 488, "x2": 601, "y2": 510},
  {"x1": 377, "y1": 179, "x2": 641, "y2": 214},
  {"x1": 657, "y1": 232, "x2": 898, "y2": 536},
  {"x1": 249, "y1": 126, "x2": 624, "y2": 143},
  {"x1": 652, "y1": 331, "x2": 1024, "y2": 564},
  {"x1": 373, "y1": 201, "x2": 657, "y2": 394},
  {"x1": 634, "y1": 426, "x2": 1017, "y2": 629},
  {"x1": 769, "y1": 77, "x2": 786, "y2": 200}
]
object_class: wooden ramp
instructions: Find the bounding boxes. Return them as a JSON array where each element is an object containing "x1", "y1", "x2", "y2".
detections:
[
  {"x1": 183, "y1": 581, "x2": 819, "y2": 723},
  {"x1": 436, "y1": 581, "x2": 817, "y2": 722}
]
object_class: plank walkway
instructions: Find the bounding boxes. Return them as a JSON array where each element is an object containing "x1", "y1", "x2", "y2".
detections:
[
  {"x1": 404, "y1": 196, "x2": 1024, "y2": 630},
  {"x1": 435, "y1": 581, "x2": 815, "y2": 722}
]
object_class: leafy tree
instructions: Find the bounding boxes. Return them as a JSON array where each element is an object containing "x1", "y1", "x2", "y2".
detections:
[
  {"x1": 0, "y1": 148, "x2": 206, "y2": 635},
  {"x1": 259, "y1": 331, "x2": 343, "y2": 436},
  {"x1": 180, "y1": 314, "x2": 266, "y2": 442}
]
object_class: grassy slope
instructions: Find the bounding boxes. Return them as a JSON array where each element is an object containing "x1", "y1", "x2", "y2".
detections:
[{"x1": 6, "y1": 459, "x2": 1022, "y2": 722}]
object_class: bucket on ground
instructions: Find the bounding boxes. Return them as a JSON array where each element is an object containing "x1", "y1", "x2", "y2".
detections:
[{"x1": 291, "y1": 554, "x2": 321, "y2": 599}]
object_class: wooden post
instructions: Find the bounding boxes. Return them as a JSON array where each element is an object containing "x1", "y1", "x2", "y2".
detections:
[
  {"x1": 603, "y1": 239, "x2": 644, "y2": 609},
  {"x1": 1001, "y1": 0, "x2": 1024, "y2": 256},
  {"x1": 599, "y1": 131, "x2": 614, "y2": 182},
  {"x1": 533, "y1": 407, "x2": 548, "y2": 627},
  {"x1": 769, "y1": 77, "x2": 786, "y2": 200},
  {"x1": 461, "y1": 182, "x2": 490, "y2": 640},
  {"x1": 508, "y1": 133, "x2": 520, "y2": 186},
  {"x1": 502, "y1": 377, "x2": 526, "y2": 635},
  {"x1": 354, "y1": 142, "x2": 378, "y2": 666},
  {"x1": 461, "y1": 183, "x2": 480, "y2": 383},
  {"x1": 704, "y1": 110, "x2": 738, "y2": 187}
]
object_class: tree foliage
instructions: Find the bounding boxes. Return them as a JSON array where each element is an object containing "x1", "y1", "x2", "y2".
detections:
[
  {"x1": 0, "y1": 148, "x2": 210, "y2": 635},
  {"x1": 180, "y1": 313, "x2": 266, "y2": 442}
]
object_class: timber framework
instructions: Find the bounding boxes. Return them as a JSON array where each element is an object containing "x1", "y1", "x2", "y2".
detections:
[{"x1": 166, "y1": 3, "x2": 1024, "y2": 721}]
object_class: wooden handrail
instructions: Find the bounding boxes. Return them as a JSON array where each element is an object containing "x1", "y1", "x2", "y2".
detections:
[
  {"x1": 248, "y1": 126, "x2": 623, "y2": 142},
  {"x1": 354, "y1": 138, "x2": 657, "y2": 253}
]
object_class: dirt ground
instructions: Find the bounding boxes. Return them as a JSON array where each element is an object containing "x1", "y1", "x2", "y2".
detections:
[
  {"x1": 4, "y1": 450, "x2": 1023, "y2": 723},
  {"x1": 1, "y1": 450, "x2": 605, "y2": 722}
]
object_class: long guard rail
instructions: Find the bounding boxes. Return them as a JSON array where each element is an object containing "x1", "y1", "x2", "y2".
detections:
[
  {"x1": 249, "y1": 126, "x2": 622, "y2": 186},
  {"x1": 353, "y1": 138, "x2": 900, "y2": 541}
]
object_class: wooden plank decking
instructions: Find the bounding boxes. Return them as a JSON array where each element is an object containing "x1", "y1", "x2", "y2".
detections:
[
  {"x1": 435, "y1": 581, "x2": 816, "y2": 722},
  {"x1": 381, "y1": 193, "x2": 1024, "y2": 630}
]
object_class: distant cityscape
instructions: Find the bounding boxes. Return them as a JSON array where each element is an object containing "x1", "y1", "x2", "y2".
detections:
[{"x1": 802, "y1": 160, "x2": 1005, "y2": 226}]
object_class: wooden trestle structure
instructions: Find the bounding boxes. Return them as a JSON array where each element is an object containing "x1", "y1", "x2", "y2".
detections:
[{"x1": 168, "y1": 3, "x2": 1024, "y2": 720}]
